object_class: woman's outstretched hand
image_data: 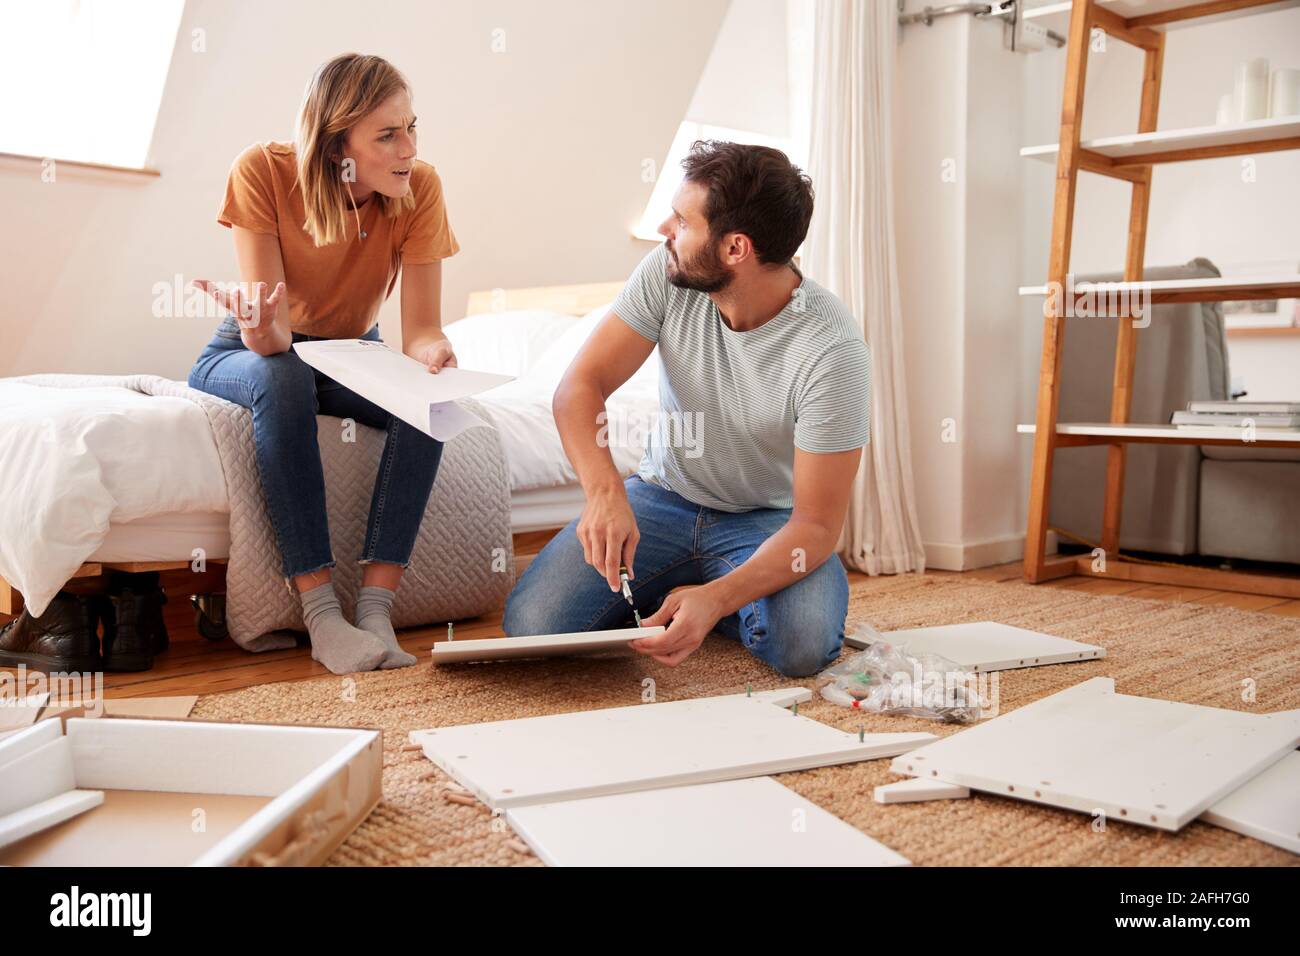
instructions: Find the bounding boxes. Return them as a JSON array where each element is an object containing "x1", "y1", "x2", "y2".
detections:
[{"x1": 192, "y1": 279, "x2": 285, "y2": 331}]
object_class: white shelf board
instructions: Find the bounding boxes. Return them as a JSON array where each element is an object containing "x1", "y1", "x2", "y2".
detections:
[
  {"x1": 1018, "y1": 273, "x2": 1300, "y2": 298},
  {"x1": 411, "y1": 690, "x2": 935, "y2": 810},
  {"x1": 1200, "y1": 750, "x2": 1300, "y2": 855},
  {"x1": 1021, "y1": 116, "x2": 1300, "y2": 163},
  {"x1": 431, "y1": 626, "x2": 663, "y2": 665},
  {"x1": 1017, "y1": 422, "x2": 1300, "y2": 443},
  {"x1": 874, "y1": 778, "x2": 971, "y2": 805},
  {"x1": 845, "y1": 621, "x2": 1105, "y2": 672},
  {"x1": 507, "y1": 777, "x2": 912, "y2": 867},
  {"x1": 1022, "y1": 0, "x2": 1300, "y2": 33},
  {"x1": 889, "y1": 677, "x2": 1300, "y2": 831}
]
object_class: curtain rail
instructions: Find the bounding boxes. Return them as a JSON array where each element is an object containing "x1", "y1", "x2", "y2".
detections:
[
  {"x1": 897, "y1": 1, "x2": 1067, "y2": 46},
  {"x1": 898, "y1": 2, "x2": 999, "y2": 27}
]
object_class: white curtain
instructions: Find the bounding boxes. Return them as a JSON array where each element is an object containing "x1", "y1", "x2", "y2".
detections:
[{"x1": 801, "y1": 0, "x2": 926, "y2": 575}]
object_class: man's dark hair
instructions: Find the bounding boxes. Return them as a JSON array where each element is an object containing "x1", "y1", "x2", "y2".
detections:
[{"x1": 679, "y1": 140, "x2": 814, "y2": 266}]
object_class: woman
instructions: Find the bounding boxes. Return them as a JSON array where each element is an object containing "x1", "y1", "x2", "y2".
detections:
[{"x1": 189, "y1": 53, "x2": 458, "y2": 674}]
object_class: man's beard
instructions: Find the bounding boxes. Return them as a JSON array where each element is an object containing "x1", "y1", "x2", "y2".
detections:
[{"x1": 665, "y1": 240, "x2": 733, "y2": 293}]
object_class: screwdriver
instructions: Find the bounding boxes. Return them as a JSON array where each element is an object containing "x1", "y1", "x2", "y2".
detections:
[{"x1": 618, "y1": 564, "x2": 642, "y2": 628}]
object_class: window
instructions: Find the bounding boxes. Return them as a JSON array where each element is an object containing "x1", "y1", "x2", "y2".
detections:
[{"x1": 0, "y1": 0, "x2": 185, "y2": 169}]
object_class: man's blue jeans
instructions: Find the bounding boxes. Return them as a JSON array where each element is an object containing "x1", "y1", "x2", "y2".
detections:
[
  {"x1": 188, "y1": 319, "x2": 444, "y2": 579},
  {"x1": 503, "y1": 476, "x2": 848, "y2": 677}
]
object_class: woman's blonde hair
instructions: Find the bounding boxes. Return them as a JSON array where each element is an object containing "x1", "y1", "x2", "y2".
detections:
[{"x1": 296, "y1": 53, "x2": 415, "y2": 247}]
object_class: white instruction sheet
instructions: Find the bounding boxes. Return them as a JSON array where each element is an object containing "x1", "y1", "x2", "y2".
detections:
[{"x1": 293, "y1": 338, "x2": 513, "y2": 440}]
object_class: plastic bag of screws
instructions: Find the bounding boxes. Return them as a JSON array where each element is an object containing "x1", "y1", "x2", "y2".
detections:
[{"x1": 816, "y1": 624, "x2": 981, "y2": 724}]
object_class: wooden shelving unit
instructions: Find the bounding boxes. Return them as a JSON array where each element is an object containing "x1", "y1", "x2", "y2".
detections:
[
  {"x1": 1019, "y1": 273, "x2": 1300, "y2": 303},
  {"x1": 1022, "y1": 0, "x2": 1300, "y2": 599},
  {"x1": 1018, "y1": 422, "x2": 1300, "y2": 446},
  {"x1": 1023, "y1": 0, "x2": 1300, "y2": 33},
  {"x1": 1020, "y1": 116, "x2": 1300, "y2": 168},
  {"x1": 1225, "y1": 325, "x2": 1300, "y2": 336}
]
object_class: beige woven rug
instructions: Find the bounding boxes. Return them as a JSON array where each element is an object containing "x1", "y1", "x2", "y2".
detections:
[{"x1": 192, "y1": 573, "x2": 1300, "y2": 866}]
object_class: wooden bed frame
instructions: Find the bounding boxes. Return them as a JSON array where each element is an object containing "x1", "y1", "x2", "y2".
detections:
[{"x1": 0, "y1": 281, "x2": 624, "y2": 620}]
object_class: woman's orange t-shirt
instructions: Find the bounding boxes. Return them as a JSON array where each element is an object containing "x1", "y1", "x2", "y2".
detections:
[{"x1": 216, "y1": 141, "x2": 459, "y2": 339}]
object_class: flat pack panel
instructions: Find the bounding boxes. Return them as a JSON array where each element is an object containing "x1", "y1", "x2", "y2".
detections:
[
  {"x1": 413, "y1": 691, "x2": 935, "y2": 809},
  {"x1": 102, "y1": 696, "x2": 198, "y2": 718},
  {"x1": 432, "y1": 627, "x2": 664, "y2": 665},
  {"x1": 1201, "y1": 750, "x2": 1300, "y2": 855},
  {"x1": 0, "y1": 738, "x2": 76, "y2": 817},
  {"x1": 0, "y1": 719, "x2": 62, "y2": 767},
  {"x1": 874, "y1": 778, "x2": 970, "y2": 804},
  {"x1": 889, "y1": 678, "x2": 1300, "y2": 831},
  {"x1": 67, "y1": 719, "x2": 371, "y2": 796},
  {"x1": 507, "y1": 776, "x2": 910, "y2": 867},
  {"x1": 43, "y1": 695, "x2": 200, "y2": 722},
  {"x1": 847, "y1": 621, "x2": 1104, "y2": 672},
  {"x1": 0, "y1": 790, "x2": 104, "y2": 850}
]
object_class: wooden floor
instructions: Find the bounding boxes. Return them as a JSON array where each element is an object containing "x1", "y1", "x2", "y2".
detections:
[{"x1": 3, "y1": 561, "x2": 1297, "y2": 701}]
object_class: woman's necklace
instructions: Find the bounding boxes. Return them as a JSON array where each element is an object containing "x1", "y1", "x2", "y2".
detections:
[
  {"x1": 356, "y1": 200, "x2": 377, "y2": 241},
  {"x1": 347, "y1": 189, "x2": 378, "y2": 241}
]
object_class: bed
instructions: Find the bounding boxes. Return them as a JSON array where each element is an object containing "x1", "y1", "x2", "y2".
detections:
[{"x1": 0, "y1": 281, "x2": 652, "y2": 633}]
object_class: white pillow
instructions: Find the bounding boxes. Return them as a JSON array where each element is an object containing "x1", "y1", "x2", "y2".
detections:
[
  {"x1": 531, "y1": 302, "x2": 660, "y2": 394},
  {"x1": 443, "y1": 309, "x2": 580, "y2": 378},
  {"x1": 530, "y1": 303, "x2": 612, "y2": 385}
]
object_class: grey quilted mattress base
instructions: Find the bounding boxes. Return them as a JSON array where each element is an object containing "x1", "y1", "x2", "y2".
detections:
[{"x1": 14, "y1": 374, "x2": 515, "y2": 651}]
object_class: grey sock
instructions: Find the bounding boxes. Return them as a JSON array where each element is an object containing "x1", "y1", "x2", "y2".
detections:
[
  {"x1": 355, "y1": 585, "x2": 418, "y2": 669},
  {"x1": 300, "y1": 582, "x2": 386, "y2": 674}
]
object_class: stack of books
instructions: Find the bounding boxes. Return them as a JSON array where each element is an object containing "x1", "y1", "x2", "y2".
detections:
[{"x1": 1170, "y1": 401, "x2": 1300, "y2": 430}]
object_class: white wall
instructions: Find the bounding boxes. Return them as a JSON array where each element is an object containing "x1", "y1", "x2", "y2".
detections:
[
  {"x1": 894, "y1": 16, "x2": 968, "y2": 566},
  {"x1": 894, "y1": 12, "x2": 1030, "y2": 570},
  {"x1": 961, "y1": 18, "x2": 1031, "y2": 569},
  {"x1": 687, "y1": 0, "x2": 790, "y2": 134},
  {"x1": 0, "y1": 0, "x2": 727, "y2": 380}
]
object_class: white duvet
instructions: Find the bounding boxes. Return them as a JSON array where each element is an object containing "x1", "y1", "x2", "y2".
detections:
[
  {"x1": 0, "y1": 384, "x2": 228, "y2": 614},
  {"x1": 472, "y1": 374, "x2": 658, "y2": 494},
  {"x1": 0, "y1": 303, "x2": 659, "y2": 615}
]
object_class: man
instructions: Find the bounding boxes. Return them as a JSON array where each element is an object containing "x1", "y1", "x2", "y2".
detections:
[{"x1": 503, "y1": 141, "x2": 870, "y2": 677}]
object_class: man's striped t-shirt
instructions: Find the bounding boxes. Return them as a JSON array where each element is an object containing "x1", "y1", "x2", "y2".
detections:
[{"x1": 612, "y1": 243, "x2": 871, "y2": 513}]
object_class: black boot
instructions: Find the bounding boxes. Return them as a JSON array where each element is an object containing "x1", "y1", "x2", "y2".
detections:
[
  {"x1": 102, "y1": 584, "x2": 160, "y2": 673},
  {"x1": 0, "y1": 591, "x2": 102, "y2": 673},
  {"x1": 106, "y1": 571, "x2": 169, "y2": 656}
]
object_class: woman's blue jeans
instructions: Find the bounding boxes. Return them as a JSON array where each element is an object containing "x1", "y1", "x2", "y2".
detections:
[{"x1": 188, "y1": 319, "x2": 444, "y2": 579}]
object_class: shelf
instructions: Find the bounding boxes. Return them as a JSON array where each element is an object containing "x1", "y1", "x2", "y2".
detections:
[
  {"x1": 1227, "y1": 325, "x2": 1300, "y2": 335},
  {"x1": 1022, "y1": 116, "x2": 1300, "y2": 168},
  {"x1": 1226, "y1": 325, "x2": 1300, "y2": 337},
  {"x1": 1019, "y1": 274, "x2": 1300, "y2": 305},
  {"x1": 1018, "y1": 421, "x2": 1300, "y2": 446},
  {"x1": 1023, "y1": 0, "x2": 1300, "y2": 34}
]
